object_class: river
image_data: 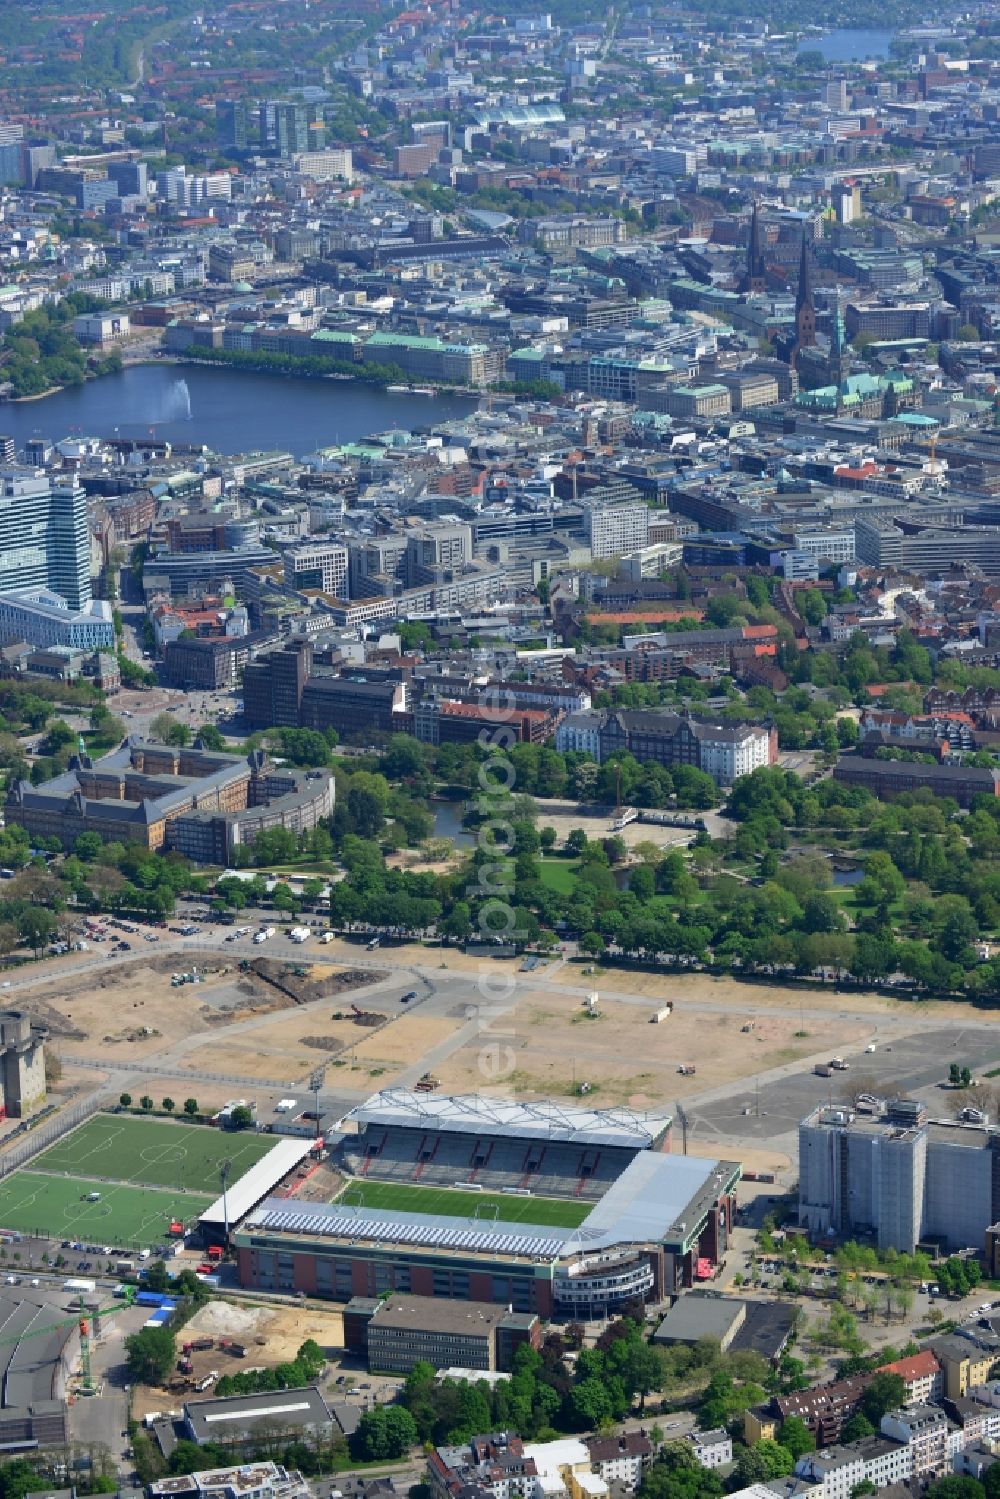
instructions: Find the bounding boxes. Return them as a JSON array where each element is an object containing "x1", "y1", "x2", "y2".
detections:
[{"x1": 0, "y1": 363, "x2": 478, "y2": 458}]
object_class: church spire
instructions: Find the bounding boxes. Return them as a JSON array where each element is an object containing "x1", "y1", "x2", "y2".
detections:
[
  {"x1": 794, "y1": 229, "x2": 816, "y2": 352},
  {"x1": 795, "y1": 230, "x2": 813, "y2": 315},
  {"x1": 739, "y1": 200, "x2": 767, "y2": 295}
]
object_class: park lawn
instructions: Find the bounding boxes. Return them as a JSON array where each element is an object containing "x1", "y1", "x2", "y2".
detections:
[
  {"x1": 538, "y1": 858, "x2": 581, "y2": 895},
  {"x1": 0, "y1": 1170, "x2": 212, "y2": 1249},
  {"x1": 34, "y1": 1114, "x2": 275, "y2": 1194},
  {"x1": 334, "y1": 1179, "x2": 589, "y2": 1228}
]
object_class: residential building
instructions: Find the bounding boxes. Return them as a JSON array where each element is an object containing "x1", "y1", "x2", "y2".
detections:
[
  {"x1": 879, "y1": 1406, "x2": 949, "y2": 1478},
  {"x1": 794, "y1": 1435, "x2": 912, "y2": 1499},
  {"x1": 686, "y1": 1431, "x2": 733, "y2": 1469},
  {"x1": 585, "y1": 505, "x2": 650, "y2": 559}
]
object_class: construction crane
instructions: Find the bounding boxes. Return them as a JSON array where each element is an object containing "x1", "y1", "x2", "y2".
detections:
[{"x1": 0, "y1": 1286, "x2": 135, "y2": 1395}]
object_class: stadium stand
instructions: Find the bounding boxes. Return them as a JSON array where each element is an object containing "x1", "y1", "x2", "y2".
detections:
[{"x1": 339, "y1": 1091, "x2": 672, "y2": 1202}]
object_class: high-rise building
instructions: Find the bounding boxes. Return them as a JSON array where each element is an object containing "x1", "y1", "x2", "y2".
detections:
[
  {"x1": 216, "y1": 99, "x2": 250, "y2": 152},
  {"x1": 108, "y1": 160, "x2": 148, "y2": 197},
  {"x1": 242, "y1": 639, "x2": 313, "y2": 730},
  {"x1": 274, "y1": 102, "x2": 310, "y2": 157},
  {"x1": 0, "y1": 143, "x2": 21, "y2": 187},
  {"x1": 825, "y1": 77, "x2": 849, "y2": 111},
  {"x1": 799, "y1": 1100, "x2": 1000, "y2": 1253},
  {"x1": 0, "y1": 473, "x2": 90, "y2": 609}
]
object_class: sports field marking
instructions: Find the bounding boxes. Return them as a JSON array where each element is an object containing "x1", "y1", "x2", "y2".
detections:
[
  {"x1": 34, "y1": 1115, "x2": 274, "y2": 1195},
  {"x1": 334, "y1": 1179, "x2": 590, "y2": 1228},
  {"x1": 0, "y1": 1170, "x2": 213, "y2": 1248}
]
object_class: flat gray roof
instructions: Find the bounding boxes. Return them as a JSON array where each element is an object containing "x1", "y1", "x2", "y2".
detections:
[
  {"x1": 579, "y1": 1151, "x2": 740, "y2": 1250},
  {"x1": 185, "y1": 1385, "x2": 332, "y2": 1443}
]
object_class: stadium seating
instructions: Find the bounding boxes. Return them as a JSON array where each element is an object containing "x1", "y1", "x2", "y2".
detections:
[{"x1": 341, "y1": 1125, "x2": 640, "y2": 1203}]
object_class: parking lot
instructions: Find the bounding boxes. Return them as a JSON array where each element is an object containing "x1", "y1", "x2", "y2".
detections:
[{"x1": 686, "y1": 1024, "x2": 1000, "y2": 1158}]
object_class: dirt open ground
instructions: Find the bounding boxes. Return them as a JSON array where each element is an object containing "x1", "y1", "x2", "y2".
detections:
[
  {"x1": 429, "y1": 989, "x2": 869, "y2": 1107},
  {"x1": 130, "y1": 1299, "x2": 345, "y2": 1420}
]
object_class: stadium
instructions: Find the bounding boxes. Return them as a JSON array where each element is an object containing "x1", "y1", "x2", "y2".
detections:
[{"x1": 231, "y1": 1090, "x2": 741, "y2": 1316}]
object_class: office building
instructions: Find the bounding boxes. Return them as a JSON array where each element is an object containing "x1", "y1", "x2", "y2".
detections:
[
  {"x1": 216, "y1": 99, "x2": 250, "y2": 152},
  {"x1": 344, "y1": 1294, "x2": 539, "y2": 1374},
  {"x1": 274, "y1": 103, "x2": 310, "y2": 157},
  {"x1": 5, "y1": 742, "x2": 334, "y2": 866},
  {"x1": 299, "y1": 676, "x2": 405, "y2": 738},
  {"x1": 799, "y1": 1100, "x2": 1000, "y2": 1253},
  {"x1": 243, "y1": 639, "x2": 313, "y2": 730},
  {"x1": 0, "y1": 473, "x2": 90, "y2": 610},
  {"x1": 0, "y1": 589, "x2": 114, "y2": 651},
  {"x1": 292, "y1": 148, "x2": 353, "y2": 183},
  {"x1": 284, "y1": 543, "x2": 348, "y2": 600},
  {"x1": 556, "y1": 709, "x2": 776, "y2": 785}
]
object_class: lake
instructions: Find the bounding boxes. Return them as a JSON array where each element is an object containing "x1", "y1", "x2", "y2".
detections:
[
  {"x1": 431, "y1": 798, "x2": 475, "y2": 849},
  {"x1": 813, "y1": 28, "x2": 895, "y2": 61},
  {"x1": 0, "y1": 362, "x2": 478, "y2": 458}
]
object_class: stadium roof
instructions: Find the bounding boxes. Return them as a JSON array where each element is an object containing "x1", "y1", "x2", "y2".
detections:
[
  {"x1": 199, "y1": 1138, "x2": 314, "y2": 1229},
  {"x1": 240, "y1": 1153, "x2": 741, "y2": 1260},
  {"x1": 346, "y1": 1089, "x2": 672, "y2": 1149},
  {"x1": 580, "y1": 1152, "x2": 741, "y2": 1252},
  {"x1": 243, "y1": 1198, "x2": 570, "y2": 1259}
]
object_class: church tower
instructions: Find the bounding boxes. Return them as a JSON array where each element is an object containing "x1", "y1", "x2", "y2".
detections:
[
  {"x1": 794, "y1": 230, "x2": 816, "y2": 350},
  {"x1": 739, "y1": 201, "x2": 767, "y2": 295}
]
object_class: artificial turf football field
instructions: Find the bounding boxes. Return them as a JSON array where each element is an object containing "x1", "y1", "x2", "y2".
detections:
[
  {"x1": 0, "y1": 1115, "x2": 279, "y2": 1247},
  {"x1": 0, "y1": 1172, "x2": 213, "y2": 1247},
  {"x1": 33, "y1": 1114, "x2": 275, "y2": 1192},
  {"x1": 334, "y1": 1179, "x2": 591, "y2": 1227}
]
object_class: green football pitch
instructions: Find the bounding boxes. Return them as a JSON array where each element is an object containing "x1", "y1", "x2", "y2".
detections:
[
  {"x1": 334, "y1": 1179, "x2": 591, "y2": 1228},
  {"x1": 0, "y1": 1172, "x2": 213, "y2": 1248},
  {"x1": 33, "y1": 1115, "x2": 276, "y2": 1194}
]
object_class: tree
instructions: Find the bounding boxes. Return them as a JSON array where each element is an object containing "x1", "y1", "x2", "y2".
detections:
[
  {"x1": 125, "y1": 1325, "x2": 176, "y2": 1384},
  {"x1": 196, "y1": 724, "x2": 226, "y2": 751},
  {"x1": 183, "y1": 1098, "x2": 198, "y2": 1116},
  {"x1": 162, "y1": 1097, "x2": 175, "y2": 1113},
  {"x1": 229, "y1": 1104, "x2": 254, "y2": 1130},
  {"x1": 140, "y1": 1095, "x2": 154, "y2": 1112},
  {"x1": 840, "y1": 1413, "x2": 875, "y2": 1443},
  {"x1": 732, "y1": 1443, "x2": 794, "y2": 1487},
  {"x1": 860, "y1": 1371, "x2": 906, "y2": 1424},
  {"x1": 352, "y1": 1405, "x2": 418, "y2": 1460},
  {"x1": 779, "y1": 1416, "x2": 816, "y2": 1459},
  {"x1": 567, "y1": 828, "x2": 589, "y2": 855},
  {"x1": 17, "y1": 907, "x2": 57, "y2": 955},
  {"x1": 119, "y1": 1092, "x2": 132, "y2": 1108},
  {"x1": 637, "y1": 1444, "x2": 724, "y2": 1499}
]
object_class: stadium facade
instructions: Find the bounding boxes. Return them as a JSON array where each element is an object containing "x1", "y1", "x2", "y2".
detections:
[{"x1": 231, "y1": 1090, "x2": 740, "y2": 1315}]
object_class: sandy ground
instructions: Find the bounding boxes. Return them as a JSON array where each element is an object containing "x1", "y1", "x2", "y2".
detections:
[
  {"x1": 48, "y1": 966, "x2": 217, "y2": 1058},
  {"x1": 432, "y1": 990, "x2": 868, "y2": 1107},
  {"x1": 684, "y1": 1138, "x2": 793, "y2": 1175},
  {"x1": 545, "y1": 965, "x2": 906, "y2": 1017},
  {"x1": 349, "y1": 1013, "x2": 463, "y2": 1068},
  {"x1": 130, "y1": 1299, "x2": 345, "y2": 1420}
]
